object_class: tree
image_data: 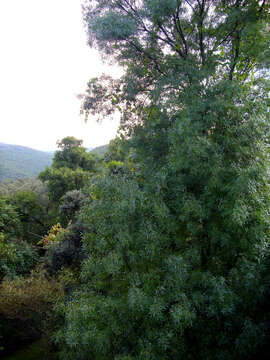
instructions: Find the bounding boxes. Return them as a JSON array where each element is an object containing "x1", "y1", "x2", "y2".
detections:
[
  {"x1": 56, "y1": 136, "x2": 83, "y2": 150},
  {"x1": 39, "y1": 167, "x2": 90, "y2": 203},
  {"x1": 39, "y1": 137, "x2": 97, "y2": 202},
  {"x1": 9, "y1": 190, "x2": 49, "y2": 244},
  {"x1": 80, "y1": 0, "x2": 269, "y2": 136},
  {"x1": 56, "y1": 2, "x2": 270, "y2": 359},
  {"x1": 54, "y1": 136, "x2": 96, "y2": 171},
  {"x1": 103, "y1": 137, "x2": 128, "y2": 163}
]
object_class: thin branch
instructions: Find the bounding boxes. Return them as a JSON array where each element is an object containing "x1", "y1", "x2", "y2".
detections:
[
  {"x1": 184, "y1": 0, "x2": 195, "y2": 12},
  {"x1": 259, "y1": 0, "x2": 266, "y2": 13},
  {"x1": 173, "y1": 10, "x2": 189, "y2": 56},
  {"x1": 197, "y1": 0, "x2": 206, "y2": 65},
  {"x1": 213, "y1": 21, "x2": 239, "y2": 50},
  {"x1": 229, "y1": 30, "x2": 241, "y2": 80},
  {"x1": 157, "y1": 21, "x2": 184, "y2": 57},
  {"x1": 117, "y1": 0, "x2": 184, "y2": 57},
  {"x1": 127, "y1": 39, "x2": 166, "y2": 76},
  {"x1": 228, "y1": 0, "x2": 241, "y2": 80}
]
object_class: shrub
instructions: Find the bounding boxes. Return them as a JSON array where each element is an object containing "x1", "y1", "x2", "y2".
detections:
[
  {"x1": 0, "y1": 234, "x2": 39, "y2": 280},
  {"x1": 59, "y1": 190, "x2": 85, "y2": 225},
  {"x1": 39, "y1": 223, "x2": 67, "y2": 249},
  {"x1": 0, "y1": 267, "x2": 65, "y2": 355},
  {"x1": 0, "y1": 267, "x2": 64, "y2": 324},
  {"x1": 44, "y1": 222, "x2": 85, "y2": 275}
]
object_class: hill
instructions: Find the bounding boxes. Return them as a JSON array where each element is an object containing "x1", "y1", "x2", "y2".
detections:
[
  {"x1": 89, "y1": 144, "x2": 108, "y2": 157},
  {"x1": 0, "y1": 143, "x2": 53, "y2": 182}
]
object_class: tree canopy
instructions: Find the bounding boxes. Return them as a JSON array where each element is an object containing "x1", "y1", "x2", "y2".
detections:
[
  {"x1": 55, "y1": 2, "x2": 270, "y2": 360},
  {"x1": 81, "y1": 0, "x2": 269, "y2": 130},
  {"x1": 39, "y1": 136, "x2": 97, "y2": 202}
]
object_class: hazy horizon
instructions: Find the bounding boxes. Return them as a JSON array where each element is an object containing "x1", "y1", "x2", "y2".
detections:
[
  {"x1": 0, "y1": 140, "x2": 102, "y2": 153},
  {"x1": 0, "y1": 0, "x2": 121, "y2": 152}
]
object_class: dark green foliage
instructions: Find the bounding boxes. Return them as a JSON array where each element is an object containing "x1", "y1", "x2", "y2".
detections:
[
  {"x1": 1, "y1": 339, "x2": 46, "y2": 360},
  {"x1": 0, "y1": 180, "x2": 53, "y2": 244},
  {"x1": 44, "y1": 222, "x2": 84, "y2": 275},
  {"x1": 39, "y1": 166, "x2": 90, "y2": 203},
  {"x1": 0, "y1": 143, "x2": 53, "y2": 182},
  {"x1": 56, "y1": 137, "x2": 83, "y2": 150},
  {"x1": 103, "y1": 137, "x2": 127, "y2": 163},
  {"x1": 56, "y1": 1, "x2": 270, "y2": 359},
  {"x1": 56, "y1": 129, "x2": 270, "y2": 359},
  {"x1": 54, "y1": 137, "x2": 96, "y2": 171},
  {"x1": 0, "y1": 198, "x2": 20, "y2": 239},
  {"x1": 0, "y1": 196, "x2": 40, "y2": 279},
  {"x1": 9, "y1": 191, "x2": 49, "y2": 244},
  {"x1": 0, "y1": 239, "x2": 39, "y2": 280}
]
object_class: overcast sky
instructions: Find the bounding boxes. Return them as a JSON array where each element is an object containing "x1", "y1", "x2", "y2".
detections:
[{"x1": 0, "y1": 0, "x2": 120, "y2": 151}]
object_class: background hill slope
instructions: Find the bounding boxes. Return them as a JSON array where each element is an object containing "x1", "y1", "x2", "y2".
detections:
[
  {"x1": 89, "y1": 144, "x2": 108, "y2": 157},
  {"x1": 0, "y1": 143, "x2": 54, "y2": 182}
]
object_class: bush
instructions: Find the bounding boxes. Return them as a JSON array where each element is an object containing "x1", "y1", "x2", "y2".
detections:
[
  {"x1": 44, "y1": 222, "x2": 85, "y2": 275},
  {"x1": 59, "y1": 190, "x2": 85, "y2": 225},
  {"x1": 0, "y1": 268, "x2": 63, "y2": 323},
  {"x1": 0, "y1": 235, "x2": 39, "y2": 280},
  {"x1": 40, "y1": 223, "x2": 67, "y2": 249},
  {"x1": 0, "y1": 267, "x2": 65, "y2": 355}
]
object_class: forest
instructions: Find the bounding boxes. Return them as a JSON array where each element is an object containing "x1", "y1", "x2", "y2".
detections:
[{"x1": 0, "y1": 1, "x2": 270, "y2": 359}]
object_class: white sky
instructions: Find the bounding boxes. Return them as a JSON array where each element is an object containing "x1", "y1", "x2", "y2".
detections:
[{"x1": 0, "y1": 0, "x2": 121, "y2": 151}]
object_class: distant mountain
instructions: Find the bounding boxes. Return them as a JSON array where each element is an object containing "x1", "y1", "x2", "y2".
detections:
[
  {"x1": 0, "y1": 142, "x2": 54, "y2": 182},
  {"x1": 90, "y1": 144, "x2": 109, "y2": 157}
]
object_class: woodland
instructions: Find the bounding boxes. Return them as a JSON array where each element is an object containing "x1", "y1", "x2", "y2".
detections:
[{"x1": 0, "y1": 0, "x2": 270, "y2": 359}]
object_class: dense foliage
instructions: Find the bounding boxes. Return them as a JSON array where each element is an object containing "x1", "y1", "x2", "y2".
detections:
[
  {"x1": 55, "y1": 1, "x2": 270, "y2": 359},
  {"x1": 1, "y1": 1, "x2": 270, "y2": 359},
  {"x1": 39, "y1": 136, "x2": 97, "y2": 202},
  {"x1": 0, "y1": 137, "x2": 95, "y2": 356}
]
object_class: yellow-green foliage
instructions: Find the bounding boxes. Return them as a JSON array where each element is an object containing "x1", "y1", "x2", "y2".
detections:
[
  {"x1": 39, "y1": 223, "x2": 68, "y2": 249},
  {"x1": 0, "y1": 233, "x2": 17, "y2": 260},
  {"x1": 0, "y1": 267, "x2": 64, "y2": 323}
]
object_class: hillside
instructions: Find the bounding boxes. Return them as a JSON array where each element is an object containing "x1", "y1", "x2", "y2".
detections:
[
  {"x1": 0, "y1": 143, "x2": 53, "y2": 182},
  {"x1": 89, "y1": 144, "x2": 108, "y2": 157}
]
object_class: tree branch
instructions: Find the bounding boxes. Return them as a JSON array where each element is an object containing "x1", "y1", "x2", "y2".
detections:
[
  {"x1": 157, "y1": 21, "x2": 184, "y2": 58},
  {"x1": 127, "y1": 39, "x2": 166, "y2": 76},
  {"x1": 173, "y1": 8, "x2": 189, "y2": 56},
  {"x1": 259, "y1": 0, "x2": 266, "y2": 13},
  {"x1": 229, "y1": 30, "x2": 241, "y2": 80},
  {"x1": 197, "y1": 0, "x2": 206, "y2": 65},
  {"x1": 184, "y1": 0, "x2": 195, "y2": 12}
]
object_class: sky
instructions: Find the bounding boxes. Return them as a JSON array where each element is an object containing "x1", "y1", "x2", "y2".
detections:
[{"x1": 0, "y1": 0, "x2": 121, "y2": 151}]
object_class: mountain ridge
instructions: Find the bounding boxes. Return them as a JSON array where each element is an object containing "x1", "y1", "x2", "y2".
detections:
[
  {"x1": 0, "y1": 142, "x2": 108, "y2": 182},
  {"x1": 0, "y1": 142, "x2": 54, "y2": 182}
]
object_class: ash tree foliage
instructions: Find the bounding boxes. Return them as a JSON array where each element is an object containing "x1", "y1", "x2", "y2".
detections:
[{"x1": 56, "y1": 1, "x2": 270, "y2": 360}]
